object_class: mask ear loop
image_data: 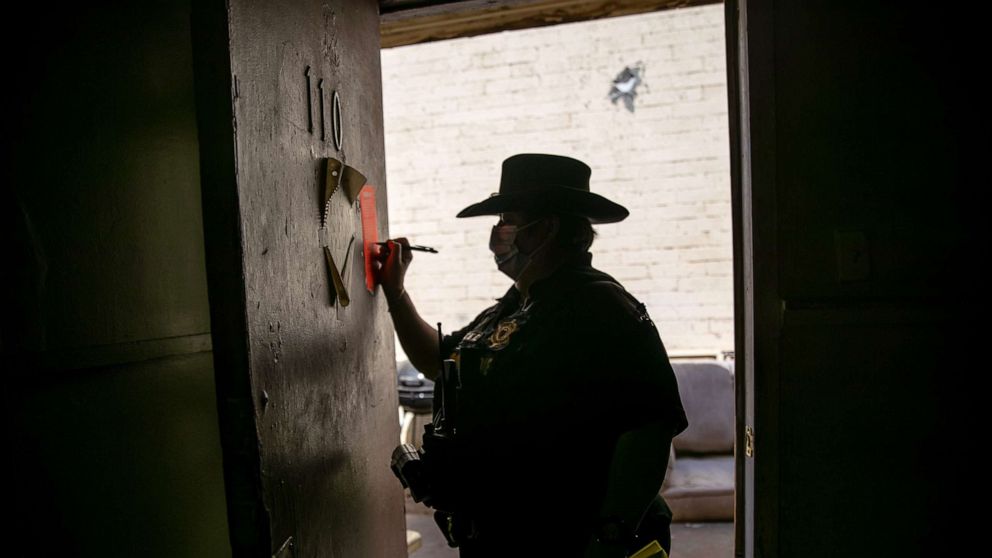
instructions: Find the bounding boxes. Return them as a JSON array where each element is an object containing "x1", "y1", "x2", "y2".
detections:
[
  {"x1": 490, "y1": 222, "x2": 521, "y2": 265},
  {"x1": 510, "y1": 216, "x2": 561, "y2": 293},
  {"x1": 491, "y1": 216, "x2": 555, "y2": 266},
  {"x1": 490, "y1": 218, "x2": 541, "y2": 261},
  {"x1": 509, "y1": 218, "x2": 544, "y2": 234},
  {"x1": 516, "y1": 216, "x2": 558, "y2": 258}
]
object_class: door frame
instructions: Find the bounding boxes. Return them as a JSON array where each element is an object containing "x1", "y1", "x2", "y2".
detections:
[
  {"x1": 726, "y1": 0, "x2": 776, "y2": 556},
  {"x1": 380, "y1": 1, "x2": 767, "y2": 556}
]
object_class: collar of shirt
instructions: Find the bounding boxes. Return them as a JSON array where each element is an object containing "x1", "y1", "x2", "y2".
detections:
[{"x1": 496, "y1": 251, "x2": 594, "y2": 307}]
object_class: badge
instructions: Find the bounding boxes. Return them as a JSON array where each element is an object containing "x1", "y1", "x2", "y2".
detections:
[{"x1": 487, "y1": 319, "x2": 519, "y2": 351}]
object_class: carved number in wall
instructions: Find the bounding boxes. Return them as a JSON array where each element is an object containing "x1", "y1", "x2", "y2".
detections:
[
  {"x1": 305, "y1": 66, "x2": 313, "y2": 134},
  {"x1": 305, "y1": 66, "x2": 343, "y2": 151},
  {"x1": 331, "y1": 90, "x2": 343, "y2": 150}
]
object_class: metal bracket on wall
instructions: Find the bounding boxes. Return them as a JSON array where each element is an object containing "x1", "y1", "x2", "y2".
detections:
[
  {"x1": 323, "y1": 158, "x2": 343, "y2": 226},
  {"x1": 273, "y1": 536, "x2": 294, "y2": 558},
  {"x1": 324, "y1": 246, "x2": 350, "y2": 307},
  {"x1": 320, "y1": 156, "x2": 367, "y2": 307},
  {"x1": 322, "y1": 157, "x2": 367, "y2": 225}
]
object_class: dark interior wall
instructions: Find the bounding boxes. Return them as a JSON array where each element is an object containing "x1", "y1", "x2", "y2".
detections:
[
  {"x1": 12, "y1": 354, "x2": 229, "y2": 556},
  {"x1": 5, "y1": 2, "x2": 211, "y2": 349},
  {"x1": 745, "y1": 1, "x2": 973, "y2": 556},
  {"x1": 4, "y1": 1, "x2": 229, "y2": 556}
]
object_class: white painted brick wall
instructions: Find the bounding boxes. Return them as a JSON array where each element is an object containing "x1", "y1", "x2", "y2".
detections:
[{"x1": 381, "y1": 5, "x2": 733, "y2": 357}]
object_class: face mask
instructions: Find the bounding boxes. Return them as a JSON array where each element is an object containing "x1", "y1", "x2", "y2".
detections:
[{"x1": 488, "y1": 218, "x2": 545, "y2": 280}]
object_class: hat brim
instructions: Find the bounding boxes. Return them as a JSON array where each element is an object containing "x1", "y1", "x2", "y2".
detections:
[{"x1": 456, "y1": 188, "x2": 629, "y2": 224}]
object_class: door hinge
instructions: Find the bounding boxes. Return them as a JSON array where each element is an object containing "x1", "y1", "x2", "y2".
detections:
[{"x1": 745, "y1": 425, "x2": 754, "y2": 457}]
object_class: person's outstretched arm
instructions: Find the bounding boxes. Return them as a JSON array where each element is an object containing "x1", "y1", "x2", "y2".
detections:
[{"x1": 373, "y1": 237, "x2": 442, "y2": 379}]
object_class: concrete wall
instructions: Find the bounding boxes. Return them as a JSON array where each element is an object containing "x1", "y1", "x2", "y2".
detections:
[
  {"x1": 381, "y1": 4, "x2": 732, "y2": 356},
  {"x1": 193, "y1": 0, "x2": 407, "y2": 555}
]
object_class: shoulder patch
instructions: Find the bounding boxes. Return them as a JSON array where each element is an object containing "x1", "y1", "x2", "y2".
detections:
[{"x1": 633, "y1": 299, "x2": 654, "y2": 327}]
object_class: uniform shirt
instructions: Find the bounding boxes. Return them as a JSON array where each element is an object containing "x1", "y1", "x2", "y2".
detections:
[{"x1": 436, "y1": 251, "x2": 689, "y2": 553}]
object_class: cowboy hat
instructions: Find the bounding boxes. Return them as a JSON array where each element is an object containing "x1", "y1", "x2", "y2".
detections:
[{"x1": 455, "y1": 153, "x2": 629, "y2": 224}]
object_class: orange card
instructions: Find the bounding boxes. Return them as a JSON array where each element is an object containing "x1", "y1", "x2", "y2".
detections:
[{"x1": 359, "y1": 184, "x2": 378, "y2": 293}]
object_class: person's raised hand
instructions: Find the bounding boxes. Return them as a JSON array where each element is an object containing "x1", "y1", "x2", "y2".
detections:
[{"x1": 372, "y1": 237, "x2": 412, "y2": 304}]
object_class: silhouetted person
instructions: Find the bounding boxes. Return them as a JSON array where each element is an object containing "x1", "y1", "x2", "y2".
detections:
[{"x1": 377, "y1": 154, "x2": 688, "y2": 558}]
